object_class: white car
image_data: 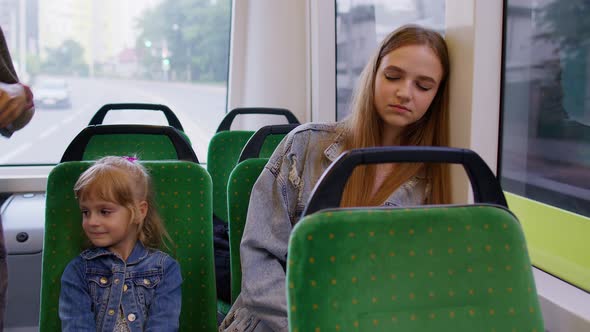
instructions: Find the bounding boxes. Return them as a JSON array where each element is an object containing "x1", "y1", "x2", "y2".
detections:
[{"x1": 32, "y1": 78, "x2": 71, "y2": 108}]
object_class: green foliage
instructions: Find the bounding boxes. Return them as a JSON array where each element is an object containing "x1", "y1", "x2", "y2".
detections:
[
  {"x1": 536, "y1": 0, "x2": 590, "y2": 139},
  {"x1": 135, "y1": 0, "x2": 231, "y2": 83},
  {"x1": 539, "y1": 0, "x2": 590, "y2": 57},
  {"x1": 41, "y1": 39, "x2": 89, "y2": 76}
]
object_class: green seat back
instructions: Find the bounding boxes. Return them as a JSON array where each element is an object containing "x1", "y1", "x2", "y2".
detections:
[
  {"x1": 40, "y1": 161, "x2": 217, "y2": 332},
  {"x1": 207, "y1": 131, "x2": 285, "y2": 313},
  {"x1": 207, "y1": 131, "x2": 284, "y2": 223},
  {"x1": 258, "y1": 135, "x2": 284, "y2": 157},
  {"x1": 83, "y1": 134, "x2": 180, "y2": 160},
  {"x1": 62, "y1": 125, "x2": 195, "y2": 162},
  {"x1": 227, "y1": 158, "x2": 267, "y2": 302},
  {"x1": 207, "y1": 131, "x2": 254, "y2": 223},
  {"x1": 287, "y1": 205, "x2": 544, "y2": 332}
]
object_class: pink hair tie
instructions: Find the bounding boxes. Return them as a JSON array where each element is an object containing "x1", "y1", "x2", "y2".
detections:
[{"x1": 123, "y1": 156, "x2": 138, "y2": 163}]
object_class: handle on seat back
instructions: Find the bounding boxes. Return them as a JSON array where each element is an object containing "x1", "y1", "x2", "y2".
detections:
[
  {"x1": 216, "y1": 107, "x2": 300, "y2": 132},
  {"x1": 61, "y1": 124, "x2": 198, "y2": 163},
  {"x1": 238, "y1": 124, "x2": 299, "y2": 163},
  {"x1": 89, "y1": 103, "x2": 184, "y2": 131},
  {"x1": 302, "y1": 146, "x2": 507, "y2": 217}
]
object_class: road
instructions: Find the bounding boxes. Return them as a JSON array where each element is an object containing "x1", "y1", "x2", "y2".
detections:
[{"x1": 0, "y1": 76, "x2": 227, "y2": 164}]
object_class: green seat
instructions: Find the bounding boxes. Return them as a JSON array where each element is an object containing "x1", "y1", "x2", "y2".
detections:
[
  {"x1": 209, "y1": 109, "x2": 299, "y2": 224},
  {"x1": 226, "y1": 124, "x2": 299, "y2": 303},
  {"x1": 227, "y1": 158, "x2": 267, "y2": 302},
  {"x1": 207, "y1": 130, "x2": 258, "y2": 224},
  {"x1": 61, "y1": 124, "x2": 198, "y2": 163},
  {"x1": 207, "y1": 131, "x2": 285, "y2": 311},
  {"x1": 209, "y1": 108, "x2": 299, "y2": 313},
  {"x1": 40, "y1": 161, "x2": 217, "y2": 331},
  {"x1": 207, "y1": 131, "x2": 257, "y2": 313},
  {"x1": 208, "y1": 130, "x2": 285, "y2": 223},
  {"x1": 287, "y1": 147, "x2": 544, "y2": 332}
]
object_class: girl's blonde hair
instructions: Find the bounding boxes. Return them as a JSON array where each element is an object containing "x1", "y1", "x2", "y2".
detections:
[
  {"x1": 74, "y1": 156, "x2": 171, "y2": 249},
  {"x1": 341, "y1": 24, "x2": 451, "y2": 207}
]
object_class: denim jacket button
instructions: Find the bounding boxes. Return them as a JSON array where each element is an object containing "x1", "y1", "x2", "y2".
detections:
[
  {"x1": 143, "y1": 278, "x2": 151, "y2": 285},
  {"x1": 114, "y1": 278, "x2": 120, "y2": 284},
  {"x1": 108, "y1": 309, "x2": 115, "y2": 316},
  {"x1": 127, "y1": 313, "x2": 136, "y2": 322},
  {"x1": 100, "y1": 277, "x2": 108, "y2": 285},
  {"x1": 123, "y1": 284, "x2": 128, "y2": 292}
]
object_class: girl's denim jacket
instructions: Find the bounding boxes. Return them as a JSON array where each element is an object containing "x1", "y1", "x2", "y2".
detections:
[
  {"x1": 220, "y1": 123, "x2": 427, "y2": 332},
  {"x1": 59, "y1": 241, "x2": 182, "y2": 332}
]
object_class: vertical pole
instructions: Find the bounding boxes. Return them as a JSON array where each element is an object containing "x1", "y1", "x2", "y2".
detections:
[{"x1": 18, "y1": 0, "x2": 27, "y2": 76}]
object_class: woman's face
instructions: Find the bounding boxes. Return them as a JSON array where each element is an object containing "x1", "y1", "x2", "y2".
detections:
[{"x1": 373, "y1": 44, "x2": 443, "y2": 140}]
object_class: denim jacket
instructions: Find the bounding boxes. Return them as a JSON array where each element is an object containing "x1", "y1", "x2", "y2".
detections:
[
  {"x1": 220, "y1": 122, "x2": 427, "y2": 332},
  {"x1": 59, "y1": 241, "x2": 182, "y2": 332}
]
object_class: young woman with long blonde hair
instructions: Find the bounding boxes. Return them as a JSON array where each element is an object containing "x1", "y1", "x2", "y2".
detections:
[{"x1": 221, "y1": 24, "x2": 451, "y2": 332}]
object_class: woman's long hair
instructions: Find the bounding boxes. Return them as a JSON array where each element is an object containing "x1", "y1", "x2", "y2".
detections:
[
  {"x1": 340, "y1": 25, "x2": 451, "y2": 207},
  {"x1": 74, "y1": 156, "x2": 172, "y2": 250}
]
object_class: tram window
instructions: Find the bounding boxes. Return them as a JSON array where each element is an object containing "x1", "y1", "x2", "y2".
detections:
[
  {"x1": 0, "y1": 0, "x2": 231, "y2": 165},
  {"x1": 335, "y1": 0, "x2": 445, "y2": 120},
  {"x1": 500, "y1": 0, "x2": 590, "y2": 291}
]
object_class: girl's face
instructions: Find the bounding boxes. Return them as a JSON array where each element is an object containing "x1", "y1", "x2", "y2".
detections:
[
  {"x1": 373, "y1": 44, "x2": 443, "y2": 142},
  {"x1": 80, "y1": 196, "x2": 147, "y2": 259}
]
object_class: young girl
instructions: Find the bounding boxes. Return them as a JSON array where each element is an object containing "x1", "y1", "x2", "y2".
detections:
[
  {"x1": 220, "y1": 25, "x2": 451, "y2": 331},
  {"x1": 59, "y1": 156, "x2": 182, "y2": 332}
]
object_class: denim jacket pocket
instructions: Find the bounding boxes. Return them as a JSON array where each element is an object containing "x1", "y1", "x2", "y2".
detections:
[
  {"x1": 132, "y1": 274, "x2": 161, "y2": 312},
  {"x1": 87, "y1": 274, "x2": 112, "y2": 316}
]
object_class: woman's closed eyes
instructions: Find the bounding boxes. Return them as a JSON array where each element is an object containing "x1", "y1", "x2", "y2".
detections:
[{"x1": 383, "y1": 65, "x2": 437, "y2": 92}]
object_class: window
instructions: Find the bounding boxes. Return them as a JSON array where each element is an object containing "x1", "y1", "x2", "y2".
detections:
[
  {"x1": 500, "y1": 0, "x2": 590, "y2": 291},
  {"x1": 335, "y1": 0, "x2": 445, "y2": 120},
  {"x1": 0, "y1": 0, "x2": 232, "y2": 164}
]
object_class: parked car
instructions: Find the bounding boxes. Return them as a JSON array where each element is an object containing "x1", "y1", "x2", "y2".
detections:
[{"x1": 32, "y1": 77, "x2": 71, "y2": 108}]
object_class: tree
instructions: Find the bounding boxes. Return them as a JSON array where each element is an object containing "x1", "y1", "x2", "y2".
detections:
[
  {"x1": 135, "y1": 0, "x2": 231, "y2": 83},
  {"x1": 536, "y1": 0, "x2": 590, "y2": 140},
  {"x1": 539, "y1": 0, "x2": 590, "y2": 58},
  {"x1": 41, "y1": 39, "x2": 89, "y2": 76}
]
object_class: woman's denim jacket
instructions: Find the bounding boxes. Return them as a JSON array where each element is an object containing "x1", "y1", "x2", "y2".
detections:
[
  {"x1": 59, "y1": 241, "x2": 182, "y2": 332},
  {"x1": 220, "y1": 123, "x2": 427, "y2": 332}
]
